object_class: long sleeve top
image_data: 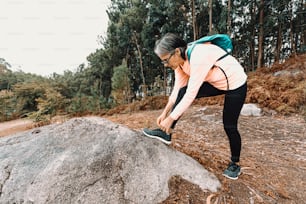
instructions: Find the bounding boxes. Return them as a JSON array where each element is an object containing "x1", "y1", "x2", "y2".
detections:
[{"x1": 169, "y1": 44, "x2": 247, "y2": 120}]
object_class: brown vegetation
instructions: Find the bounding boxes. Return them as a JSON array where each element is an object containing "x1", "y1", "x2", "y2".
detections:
[
  {"x1": 105, "y1": 105, "x2": 305, "y2": 203},
  {"x1": 102, "y1": 53, "x2": 306, "y2": 118},
  {"x1": 247, "y1": 54, "x2": 306, "y2": 116}
]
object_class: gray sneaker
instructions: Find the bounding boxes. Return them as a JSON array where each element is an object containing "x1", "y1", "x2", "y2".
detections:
[
  {"x1": 223, "y1": 162, "x2": 241, "y2": 180},
  {"x1": 142, "y1": 128, "x2": 171, "y2": 145}
]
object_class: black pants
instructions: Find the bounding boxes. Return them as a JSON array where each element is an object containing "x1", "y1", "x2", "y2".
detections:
[{"x1": 171, "y1": 82, "x2": 247, "y2": 163}]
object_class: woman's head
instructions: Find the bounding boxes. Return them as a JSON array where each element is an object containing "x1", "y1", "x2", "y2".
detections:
[
  {"x1": 154, "y1": 33, "x2": 187, "y2": 57},
  {"x1": 154, "y1": 33, "x2": 187, "y2": 68}
]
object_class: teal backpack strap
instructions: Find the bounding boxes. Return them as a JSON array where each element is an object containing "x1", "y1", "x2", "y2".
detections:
[
  {"x1": 186, "y1": 42, "x2": 196, "y2": 62},
  {"x1": 216, "y1": 52, "x2": 230, "y2": 62},
  {"x1": 187, "y1": 45, "x2": 230, "y2": 63},
  {"x1": 216, "y1": 66, "x2": 229, "y2": 90}
]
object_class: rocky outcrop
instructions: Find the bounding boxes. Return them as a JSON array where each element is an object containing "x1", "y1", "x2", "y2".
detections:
[
  {"x1": 0, "y1": 117, "x2": 220, "y2": 203},
  {"x1": 241, "y1": 103, "x2": 262, "y2": 116}
]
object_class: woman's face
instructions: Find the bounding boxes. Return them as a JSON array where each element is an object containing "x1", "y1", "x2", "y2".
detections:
[{"x1": 159, "y1": 48, "x2": 184, "y2": 70}]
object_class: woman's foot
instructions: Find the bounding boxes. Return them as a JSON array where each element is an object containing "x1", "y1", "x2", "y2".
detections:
[
  {"x1": 142, "y1": 128, "x2": 171, "y2": 145},
  {"x1": 223, "y1": 162, "x2": 241, "y2": 180}
]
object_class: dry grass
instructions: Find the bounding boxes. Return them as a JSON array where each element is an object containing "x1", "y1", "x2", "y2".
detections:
[
  {"x1": 104, "y1": 105, "x2": 306, "y2": 203},
  {"x1": 103, "y1": 53, "x2": 306, "y2": 118},
  {"x1": 247, "y1": 54, "x2": 306, "y2": 116}
]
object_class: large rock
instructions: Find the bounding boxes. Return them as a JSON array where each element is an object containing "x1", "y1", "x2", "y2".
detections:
[
  {"x1": 240, "y1": 103, "x2": 262, "y2": 116},
  {"x1": 0, "y1": 117, "x2": 220, "y2": 203}
]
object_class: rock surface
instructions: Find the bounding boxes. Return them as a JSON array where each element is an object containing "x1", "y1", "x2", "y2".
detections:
[
  {"x1": 0, "y1": 117, "x2": 220, "y2": 203},
  {"x1": 240, "y1": 103, "x2": 262, "y2": 116}
]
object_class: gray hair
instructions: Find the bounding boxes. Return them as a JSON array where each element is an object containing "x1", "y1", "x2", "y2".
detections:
[{"x1": 154, "y1": 33, "x2": 187, "y2": 56}]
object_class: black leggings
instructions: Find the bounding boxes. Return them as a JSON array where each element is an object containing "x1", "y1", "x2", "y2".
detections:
[{"x1": 171, "y1": 82, "x2": 247, "y2": 163}]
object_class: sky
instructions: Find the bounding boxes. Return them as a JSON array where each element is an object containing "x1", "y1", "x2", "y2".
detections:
[{"x1": 0, "y1": 0, "x2": 111, "y2": 77}]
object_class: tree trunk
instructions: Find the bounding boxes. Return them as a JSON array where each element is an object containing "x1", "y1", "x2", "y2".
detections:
[
  {"x1": 300, "y1": 0, "x2": 306, "y2": 51},
  {"x1": 192, "y1": 0, "x2": 197, "y2": 40},
  {"x1": 257, "y1": 0, "x2": 264, "y2": 69},
  {"x1": 289, "y1": 1, "x2": 296, "y2": 56},
  {"x1": 227, "y1": 0, "x2": 231, "y2": 35},
  {"x1": 163, "y1": 67, "x2": 167, "y2": 96},
  {"x1": 290, "y1": 1, "x2": 297, "y2": 56},
  {"x1": 274, "y1": 23, "x2": 282, "y2": 64},
  {"x1": 209, "y1": 0, "x2": 213, "y2": 34},
  {"x1": 132, "y1": 32, "x2": 146, "y2": 98},
  {"x1": 250, "y1": 1, "x2": 256, "y2": 71}
]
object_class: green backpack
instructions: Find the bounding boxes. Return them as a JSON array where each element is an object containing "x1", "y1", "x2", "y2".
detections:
[
  {"x1": 186, "y1": 34, "x2": 233, "y2": 90},
  {"x1": 186, "y1": 34, "x2": 233, "y2": 62}
]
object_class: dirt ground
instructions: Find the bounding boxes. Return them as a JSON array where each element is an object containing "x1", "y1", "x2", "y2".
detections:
[
  {"x1": 0, "y1": 119, "x2": 33, "y2": 137},
  {"x1": 0, "y1": 105, "x2": 305, "y2": 203},
  {"x1": 104, "y1": 105, "x2": 306, "y2": 204}
]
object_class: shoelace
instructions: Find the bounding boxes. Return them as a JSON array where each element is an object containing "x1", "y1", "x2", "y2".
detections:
[{"x1": 228, "y1": 163, "x2": 239, "y2": 171}]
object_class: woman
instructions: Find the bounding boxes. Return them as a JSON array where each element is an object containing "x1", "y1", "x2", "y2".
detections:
[{"x1": 143, "y1": 33, "x2": 247, "y2": 180}]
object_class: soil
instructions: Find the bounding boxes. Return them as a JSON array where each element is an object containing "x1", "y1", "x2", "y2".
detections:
[
  {"x1": 1, "y1": 106, "x2": 305, "y2": 204},
  {"x1": 0, "y1": 119, "x2": 33, "y2": 137},
  {"x1": 104, "y1": 105, "x2": 306, "y2": 204}
]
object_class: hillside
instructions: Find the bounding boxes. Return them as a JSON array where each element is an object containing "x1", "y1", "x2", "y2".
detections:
[
  {"x1": 247, "y1": 54, "x2": 306, "y2": 116},
  {"x1": 103, "y1": 53, "x2": 306, "y2": 118}
]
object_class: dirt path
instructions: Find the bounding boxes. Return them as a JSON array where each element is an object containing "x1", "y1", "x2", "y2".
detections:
[
  {"x1": 0, "y1": 119, "x2": 33, "y2": 137},
  {"x1": 105, "y1": 105, "x2": 306, "y2": 204}
]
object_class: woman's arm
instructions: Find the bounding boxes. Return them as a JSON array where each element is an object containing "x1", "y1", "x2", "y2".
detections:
[
  {"x1": 157, "y1": 68, "x2": 188, "y2": 128},
  {"x1": 157, "y1": 100, "x2": 174, "y2": 126}
]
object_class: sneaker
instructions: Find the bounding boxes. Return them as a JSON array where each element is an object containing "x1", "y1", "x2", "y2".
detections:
[
  {"x1": 142, "y1": 128, "x2": 172, "y2": 145},
  {"x1": 222, "y1": 162, "x2": 241, "y2": 180}
]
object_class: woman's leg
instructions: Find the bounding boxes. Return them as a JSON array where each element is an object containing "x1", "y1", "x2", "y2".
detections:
[
  {"x1": 171, "y1": 82, "x2": 225, "y2": 128},
  {"x1": 223, "y1": 83, "x2": 247, "y2": 163},
  {"x1": 171, "y1": 81, "x2": 247, "y2": 163}
]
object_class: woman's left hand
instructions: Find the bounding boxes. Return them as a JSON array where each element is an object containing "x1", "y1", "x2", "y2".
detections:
[{"x1": 159, "y1": 116, "x2": 175, "y2": 134}]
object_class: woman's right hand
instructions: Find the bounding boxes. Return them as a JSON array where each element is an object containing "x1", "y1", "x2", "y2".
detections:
[
  {"x1": 156, "y1": 113, "x2": 167, "y2": 126},
  {"x1": 157, "y1": 100, "x2": 174, "y2": 126}
]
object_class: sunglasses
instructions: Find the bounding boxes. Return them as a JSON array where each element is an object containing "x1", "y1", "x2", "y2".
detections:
[{"x1": 161, "y1": 51, "x2": 175, "y2": 65}]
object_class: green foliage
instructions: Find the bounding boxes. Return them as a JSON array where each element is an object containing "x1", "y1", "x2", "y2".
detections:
[
  {"x1": 0, "y1": 72, "x2": 13, "y2": 90},
  {"x1": 112, "y1": 63, "x2": 130, "y2": 90},
  {"x1": 111, "y1": 62, "x2": 133, "y2": 104},
  {"x1": 0, "y1": 91, "x2": 17, "y2": 121},
  {"x1": 67, "y1": 94, "x2": 111, "y2": 114},
  {"x1": 35, "y1": 88, "x2": 67, "y2": 116},
  {"x1": 87, "y1": 49, "x2": 113, "y2": 98},
  {"x1": 13, "y1": 82, "x2": 46, "y2": 114}
]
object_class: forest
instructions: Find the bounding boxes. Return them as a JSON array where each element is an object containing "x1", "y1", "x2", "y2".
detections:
[{"x1": 0, "y1": 0, "x2": 305, "y2": 122}]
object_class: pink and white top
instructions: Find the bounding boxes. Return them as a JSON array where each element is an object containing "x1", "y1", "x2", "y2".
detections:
[{"x1": 169, "y1": 44, "x2": 247, "y2": 120}]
